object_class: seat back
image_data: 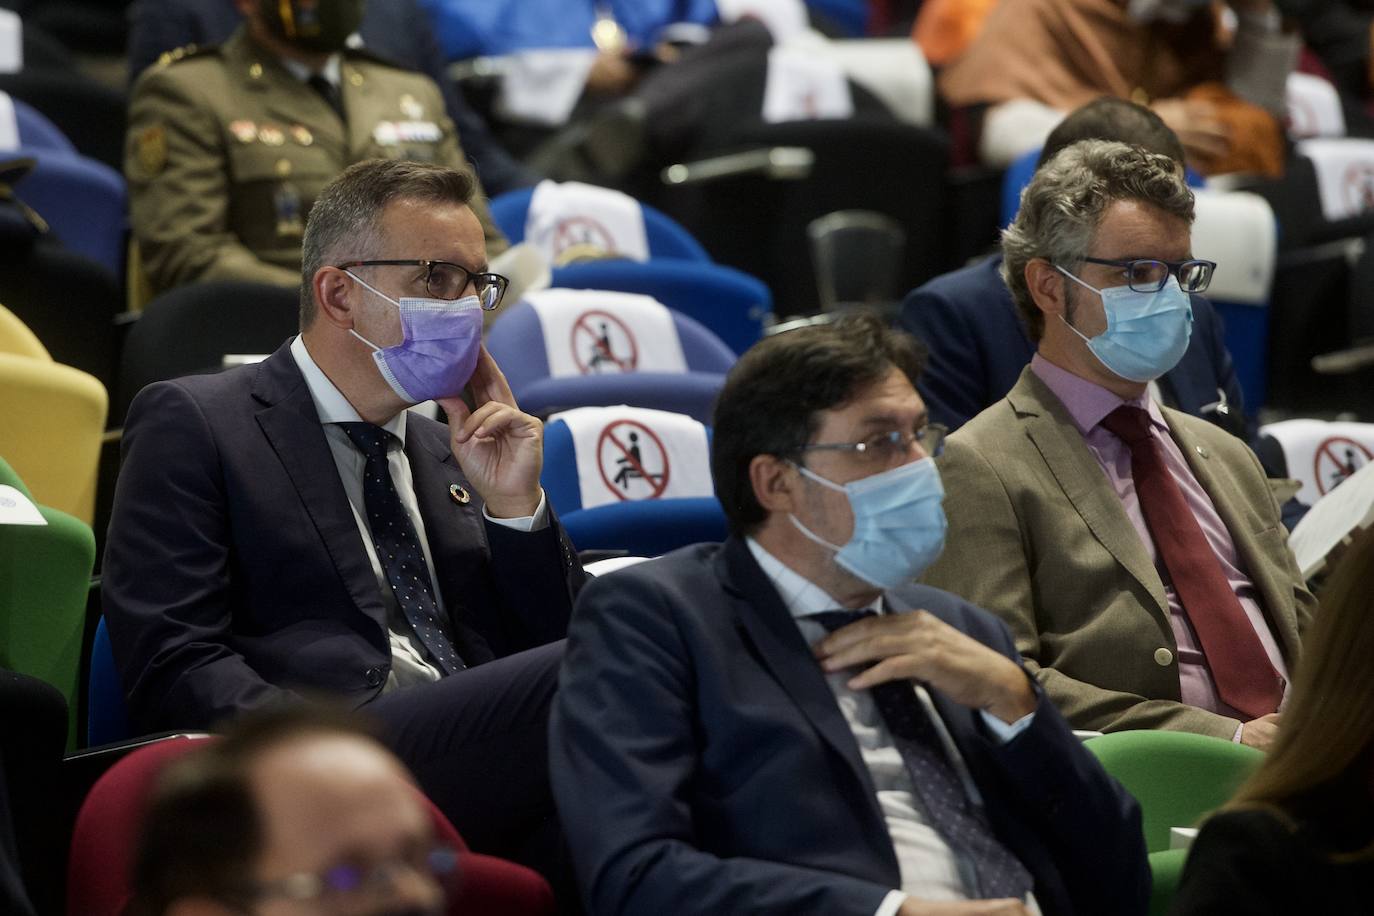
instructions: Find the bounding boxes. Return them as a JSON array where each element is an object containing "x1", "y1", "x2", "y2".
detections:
[
  {"x1": 0, "y1": 456, "x2": 96, "y2": 749},
  {"x1": 808, "y1": 209, "x2": 907, "y2": 311},
  {"x1": 66, "y1": 736, "x2": 554, "y2": 916},
  {"x1": 1084, "y1": 730, "x2": 1263, "y2": 853},
  {"x1": 0, "y1": 70, "x2": 126, "y2": 170},
  {"x1": 490, "y1": 184, "x2": 711, "y2": 262},
  {"x1": 0, "y1": 301, "x2": 49, "y2": 360},
  {"x1": 115, "y1": 281, "x2": 301, "y2": 423},
  {"x1": 0, "y1": 352, "x2": 107, "y2": 523},
  {"x1": 1191, "y1": 188, "x2": 1279, "y2": 410},
  {"x1": 1258, "y1": 418, "x2": 1374, "y2": 506},
  {"x1": 11, "y1": 145, "x2": 127, "y2": 278},
  {"x1": 10, "y1": 94, "x2": 77, "y2": 153},
  {"x1": 87, "y1": 616, "x2": 130, "y2": 747}
]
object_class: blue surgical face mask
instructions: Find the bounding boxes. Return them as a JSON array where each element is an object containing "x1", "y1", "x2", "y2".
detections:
[
  {"x1": 1056, "y1": 268, "x2": 1194, "y2": 383},
  {"x1": 347, "y1": 272, "x2": 484, "y2": 404},
  {"x1": 789, "y1": 457, "x2": 947, "y2": 590}
]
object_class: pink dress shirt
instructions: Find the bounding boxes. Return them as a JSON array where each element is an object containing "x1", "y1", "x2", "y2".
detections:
[{"x1": 1030, "y1": 356, "x2": 1289, "y2": 721}]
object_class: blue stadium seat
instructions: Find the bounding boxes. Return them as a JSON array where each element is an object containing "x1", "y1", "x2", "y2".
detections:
[
  {"x1": 87, "y1": 616, "x2": 131, "y2": 747},
  {"x1": 490, "y1": 185, "x2": 712, "y2": 262},
  {"x1": 10, "y1": 146, "x2": 126, "y2": 277},
  {"x1": 488, "y1": 292, "x2": 736, "y2": 423}
]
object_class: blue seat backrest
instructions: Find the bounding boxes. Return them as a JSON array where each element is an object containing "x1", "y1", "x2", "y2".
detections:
[
  {"x1": 88, "y1": 616, "x2": 131, "y2": 747},
  {"x1": 12, "y1": 146, "x2": 127, "y2": 276}
]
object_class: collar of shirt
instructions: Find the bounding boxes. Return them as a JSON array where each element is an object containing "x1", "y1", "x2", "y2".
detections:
[
  {"x1": 280, "y1": 52, "x2": 343, "y2": 88},
  {"x1": 1029, "y1": 352, "x2": 1169, "y2": 439},
  {"x1": 290, "y1": 335, "x2": 406, "y2": 441},
  {"x1": 745, "y1": 537, "x2": 882, "y2": 620}
]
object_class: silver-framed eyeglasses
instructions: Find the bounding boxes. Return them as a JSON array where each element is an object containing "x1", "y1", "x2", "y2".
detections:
[
  {"x1": 336, "y1": 259, "x2": 509, "y2": 310},
  {"x1": 1077, "y1": 257, "x2": 1217, "y2": 294},
  {"x1": 797, "y1": 424, "x2": 948, "y2": 463},
  {"x1": 244, "y1": 844, "x2": 457, "y2": 908}
]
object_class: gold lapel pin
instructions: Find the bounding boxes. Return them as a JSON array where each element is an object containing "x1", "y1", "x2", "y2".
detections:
[{"x1": 449, "y1": 484, "x2": 470, "y2": 505}]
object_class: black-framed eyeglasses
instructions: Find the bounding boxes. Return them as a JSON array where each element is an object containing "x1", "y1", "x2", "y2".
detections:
[
  {"x1": 797, "y1": 424, "x2": 948, "y2": 464},
  {"x1": 337, "y1": 259, "x2": 509, "y2": 310},
  {"x1": 1077, "y1": 257, "x2": 1217, "y2": 294},
  {"x1": 243, "y1": 844, "x2": 457, "y2": 907}
]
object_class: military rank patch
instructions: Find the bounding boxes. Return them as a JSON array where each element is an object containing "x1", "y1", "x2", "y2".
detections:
[
  {"x1": 230, "y1": 120, "x2": 258, "y2": 144},
  {"x1": 136, "y1": 125, "x2": 167, "y2": 176}
]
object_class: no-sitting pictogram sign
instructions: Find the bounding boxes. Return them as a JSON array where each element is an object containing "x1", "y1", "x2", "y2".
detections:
[
  {"x1": 572, "y1": 309, "x2": 639, "y2": 374},
  {"x1": 1313, "y1": 436, "x2": 1373, "y2": 496},
  {"x1": 552, "y1": 215, "x2": 617, "y2": 258},
  {"x1": 1342, "y1": 163, "x2": 1374, "y2": 215},
  {"x1": 597, "y1": 419, "x2": 670, "y2": 500}
]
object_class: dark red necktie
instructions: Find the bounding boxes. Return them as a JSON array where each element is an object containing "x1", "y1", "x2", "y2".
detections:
[{"x1": 1100, "y1": 406, "x2": 1282, "y2": 720}]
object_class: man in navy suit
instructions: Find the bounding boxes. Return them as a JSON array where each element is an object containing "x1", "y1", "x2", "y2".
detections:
[
  {"x1": 104, "y1": 159, "x2": 581, "y2": 868},
  {"x1": 126, "y1": 0, "x2": 537, "y2": 194},
  {"x1": 550, "y1": 313, "x2": 1148, "y2": 915},
  {"x1": 901, "y1": 98, "x2": 1249, "y2": 440}
]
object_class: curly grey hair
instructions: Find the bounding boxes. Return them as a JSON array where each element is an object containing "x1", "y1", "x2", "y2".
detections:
[{"x1": 1000, "y1": 139, "x2": 1194, "y2": 342}]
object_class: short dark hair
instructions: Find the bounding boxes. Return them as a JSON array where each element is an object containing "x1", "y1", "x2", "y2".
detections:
[
  {"x1": 1036, "y1": 97, "x2": 1187, "y2": 170},
  {"x1": 711, "y1": 312, "x2": 927, "y2": 535},
  {"x1": 299, "y1": 158, "x2": 478, "y2": 328},
  {"x1": 129, "y1": 705, "x2": 383, "y2": 916}
]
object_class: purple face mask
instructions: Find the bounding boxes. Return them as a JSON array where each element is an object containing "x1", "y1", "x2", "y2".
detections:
[{"x1": 346, "y1": 272, "x2": 484, "y2": 403}]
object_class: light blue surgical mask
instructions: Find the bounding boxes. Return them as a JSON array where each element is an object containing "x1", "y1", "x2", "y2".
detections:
[
  {"x1": 789, "y1": 457, "x2": 947, "y2": 590},
  {"x1": 1056, "y1": 268, "x2": 1194, "y2": 383}
]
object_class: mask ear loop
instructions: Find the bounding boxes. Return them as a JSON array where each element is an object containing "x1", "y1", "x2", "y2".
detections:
[
  {"x1": 1054, "y1": 265, "x2": 1103, "y2": 346},
  {"x1": 785, "y1": 459, "x2": 847, "y2": 552},
  {"x1": 343, "y1": 269, "x2": 397, "y2": 352}
]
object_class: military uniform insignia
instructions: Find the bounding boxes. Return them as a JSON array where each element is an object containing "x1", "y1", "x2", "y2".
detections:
[
  {"x1": 275, "y1": 158, "x2": 293, "y2": 178},
  {"x1": 348, "y1": 70, "x2": 364, "y2": 87},
  {"x1": 399, "y1": 94, "x2": 424, "y2": 120},
  {"x1": 155, "y1": 43, "x2": 199, "y2": 68},
  {"x1": 230, "y1": 120, "x2": 258, "y2": 144},
  {"x1": 290, "y1": 124, "x2": 314, "y2": 146},
  {"x1": 397, "y1": 121, "x2": 442, "y2": 143},
  {"x1": 258, "y1": 124, "x2": 286, "y2": 146},
  {"x1": 373, "y1": 121, "x2": 400, "y2": 146},
  {"x1": 136, "y1": 125, "x2": 167, "y2": 176},
  {"x1": 274, "y1": 183, "x2": 304, "y2": 237}
]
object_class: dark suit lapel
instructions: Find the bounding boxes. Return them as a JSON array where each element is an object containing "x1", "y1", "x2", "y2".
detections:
[
  {"x1": 251, "y1": 343, "x2": 387, "y2": 632},
  {"x1": 1009, "y1": 368, "x2": 1170, "y2": 621},
  {"x1": 718, "y1": 539, "x2": 898, "y2": 872}
]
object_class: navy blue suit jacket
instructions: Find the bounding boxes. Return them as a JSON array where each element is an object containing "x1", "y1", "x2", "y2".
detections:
[
  {"x1": 103, "y1": 342, "x2": 581, "y2": 732},
  {"x1": 550, "y1": 536, "x2": 1149, "y2": 916},
  {"x1": 899, "y1": 254, "x2": 1250, "y2": 439},
  {"x1": 125, "y1": 0, "x2": 536, "y2": 193}
]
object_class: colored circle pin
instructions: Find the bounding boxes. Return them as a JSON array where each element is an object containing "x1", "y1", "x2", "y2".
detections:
[{"x1": 449, "y1": 484, "x2": 470, "y2": 505}]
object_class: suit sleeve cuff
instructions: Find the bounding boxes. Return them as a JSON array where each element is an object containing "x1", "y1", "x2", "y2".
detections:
[
  {"x1": 876, "y1": 890, "x2": 907, "y2": 916},
  {"x1": 980, "y1": 707, "x2": 1036, "y2": 744},
  {"x1": 483, "y1": 490, "x2": 549, "y2": 532}
]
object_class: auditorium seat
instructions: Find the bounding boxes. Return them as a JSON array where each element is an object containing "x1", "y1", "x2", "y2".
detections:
[
  {"x1": 1085, "y1": 731, "x2": 1263, "y2": 916},
  {"x1": 66, "y1": 736, "x2": 556, "y2": 916},
  {"x1": 486, "y1": 289, "x2": 736, "y2": 423},
  {"x1": 0, "y1": 456, "x2": 96, "y2": 749},
  {"x1": 9, "y1": 145, "x2": 128, "y2": 278},
  {"x1": 86, "y1": 616, "x2": 129, "y2": 748},
  {"x1": 542, "y1": 405, "x2": 727, "y2": 556},
  {"x1": 0, "y1": 351, "x2": 107, "y2": 524},
  {"x1": 114, "y1": 281, "x2": 301, "y2": 424}
]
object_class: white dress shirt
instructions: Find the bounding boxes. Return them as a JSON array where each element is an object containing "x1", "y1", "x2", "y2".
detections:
[
  {"x1": 745, "y1": 538, "x2": 1040, "y2": 916},
  {"x1": 290, "y1": 336, "x2": 546, "y2": 691}
]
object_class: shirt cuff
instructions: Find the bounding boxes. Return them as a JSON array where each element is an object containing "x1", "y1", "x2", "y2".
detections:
[
  {"x1": 483, "y1": 490, "x2": 549, "y2": 532},
  {"x1": 1232, "y1": 722, "x2": 1244, "y2": 743},
  {"x1": 979, "y1": 707, "x2": 1036, "y2": 744},
  {"x1": 875, "y1": 890, "x2": 907, "y2": 916}
]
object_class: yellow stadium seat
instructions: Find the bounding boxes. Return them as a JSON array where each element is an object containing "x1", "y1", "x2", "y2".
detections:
[
  {"x1": 0, "y1": 353, "x2": 107, "y2": 524},
  {"x1": 0, "y1": 302, "x2": 51, "y2": 361}
]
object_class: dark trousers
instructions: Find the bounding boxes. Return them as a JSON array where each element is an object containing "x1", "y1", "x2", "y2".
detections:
[{"x1": 368, "y1": 640, "x2": 574, "y2": 903}]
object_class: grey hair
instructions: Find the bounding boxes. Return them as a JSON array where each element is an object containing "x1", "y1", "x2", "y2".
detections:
[
  {"x1": 1000, "y1": 139, "x2": 1195, "y2": 342},
  {"x1": 298, "y1": 158, "x2": 477, "y2": 328}
]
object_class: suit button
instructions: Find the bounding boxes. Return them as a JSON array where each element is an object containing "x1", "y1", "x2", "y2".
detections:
[
  {"x1": 364, "y1": 666, "x2": 385, "y2": 687},
  {"x1": 1154, "y1": 648, "x2": 1174, "y2": 667}
]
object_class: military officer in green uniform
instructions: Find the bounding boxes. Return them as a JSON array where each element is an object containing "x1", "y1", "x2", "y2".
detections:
[{"x1": 126, "y1": 0, "x2": 508, "y2": 294}]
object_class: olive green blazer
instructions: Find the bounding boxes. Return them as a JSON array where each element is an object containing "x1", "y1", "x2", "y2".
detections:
[
  {"x1": 126, "y1": 27, "x2": 505, "y2": 294},
  {"x1": 921, "y1": 366, "x2": 1314, "y2": 739}
]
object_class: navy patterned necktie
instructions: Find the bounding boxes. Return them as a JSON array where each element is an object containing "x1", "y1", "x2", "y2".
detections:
[
  {"x1": 339, "y1": 422, "x2": 464, "y2": 675},
  {"x1": 809, "y1": 610, "x2": 1033, "y2": 901}
]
